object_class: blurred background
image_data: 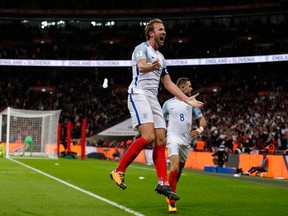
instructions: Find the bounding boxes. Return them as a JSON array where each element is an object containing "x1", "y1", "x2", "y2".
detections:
[{"x1": 0, "y1": 0, "x2": 287, "y2": 153}]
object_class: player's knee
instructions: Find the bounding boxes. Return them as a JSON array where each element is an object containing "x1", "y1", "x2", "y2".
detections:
[
  {"x1": 138, "y1": 124, "x2": 156, "y2": 144},
  {"x1": 170, "y1": 166, "x2": 180, "y2": 173},
  {"x1": 142, "y1": 133, "x2": 155, "y2": 144},
  {"x1": 155, "y1": 136, "x2": 166, "y2": 146}
]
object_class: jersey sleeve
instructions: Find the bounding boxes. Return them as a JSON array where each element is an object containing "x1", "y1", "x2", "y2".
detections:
[
  {"x1": 161, "y1": 68, "x2": 169, "y2": 77},
  {"x1": 193, "y1": 107, "x2": 203, "y2": 120},
  {"x1": 160, "y1": 53, "x2": 168, "y2": 77},
  {"x1": 162, "y1": 101, "x2": 169, "y2": 120},
  {"x1": 133, "y1": 43, "x2": 147, "y2": 63}
]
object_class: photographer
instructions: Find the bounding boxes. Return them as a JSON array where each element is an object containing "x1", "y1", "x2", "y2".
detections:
[{"x1": 212, "y1": 145, "x2": 228, "y2": 167}]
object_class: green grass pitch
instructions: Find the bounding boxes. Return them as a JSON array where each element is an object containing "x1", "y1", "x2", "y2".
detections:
[{"x1": 0, "y1": 157, "x2": 287, "y2": 216}]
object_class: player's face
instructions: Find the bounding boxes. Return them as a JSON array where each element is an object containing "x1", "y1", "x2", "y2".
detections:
[
  {"x1": 153, "y1": 23, "x2": 166, "y2": 48},
  {"x1": 183, "y1": 81, "x2": 193, "y2": 96}
]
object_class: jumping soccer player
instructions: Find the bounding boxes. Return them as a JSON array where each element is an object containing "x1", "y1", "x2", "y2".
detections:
[{"x1": 110, "y1": 18, "x2": 204, "y2": 201}]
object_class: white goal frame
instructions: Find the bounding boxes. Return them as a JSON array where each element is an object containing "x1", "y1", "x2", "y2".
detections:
[{"x1": 0, "y1": 107, "x2": 61, "y2": 158}]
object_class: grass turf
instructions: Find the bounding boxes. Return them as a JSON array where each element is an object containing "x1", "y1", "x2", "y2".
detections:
[{"x1": 0, "y1": 157, "x2": 287, "y2": 216}]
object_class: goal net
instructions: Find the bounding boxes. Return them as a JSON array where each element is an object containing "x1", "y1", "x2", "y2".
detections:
[{"x1": 0, "y1": 107, "x2": 61, "y2": 158}]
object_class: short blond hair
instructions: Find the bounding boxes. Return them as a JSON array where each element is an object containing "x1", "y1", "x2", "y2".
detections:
[
  {"x1": 144, "y1": 18, "x2": 163, "y2": 40},
  {"x1": 176, "y1": 77, "x2": 190, "y2": 87}
]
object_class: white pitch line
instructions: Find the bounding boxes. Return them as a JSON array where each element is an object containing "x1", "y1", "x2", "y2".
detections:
[{"x1": 9, "y1": 158, "x2": 144, "y2": 216}]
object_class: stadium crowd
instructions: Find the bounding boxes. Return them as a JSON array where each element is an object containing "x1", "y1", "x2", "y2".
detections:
[{"x1": 0, "y1": 63, "x2": 287, "y2": 154}]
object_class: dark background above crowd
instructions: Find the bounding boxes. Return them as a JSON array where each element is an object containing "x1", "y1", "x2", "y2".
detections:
[
  {"x1": 1, "y1": 0, "x2": 288, "y2": 60},
  {"x1": 0, "y1": 1, "x2": 285, "y2": 12},
  {"x1": 1, "y1": 13, "x2": 288, "y2": 60}
]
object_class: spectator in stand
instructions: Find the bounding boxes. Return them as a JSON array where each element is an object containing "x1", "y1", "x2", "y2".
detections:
[
  {"x1": 235, "y1": 143, "x2": 245, "y2": 154},
  {"x1": 265, "y1": 142, "x2": 275, "y2": 155},
  {"x1": 281, "y1": 130, "x2": 288, "y2": 151}
]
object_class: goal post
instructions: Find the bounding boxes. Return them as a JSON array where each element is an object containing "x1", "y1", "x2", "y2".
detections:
[{"x1": 0, "y1": 107, "x2": 61, "y2": 158}]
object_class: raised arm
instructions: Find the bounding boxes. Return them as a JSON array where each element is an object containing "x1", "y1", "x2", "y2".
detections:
[{"x1": 161, "y1": 75, "x2": 204, "y2": 107}]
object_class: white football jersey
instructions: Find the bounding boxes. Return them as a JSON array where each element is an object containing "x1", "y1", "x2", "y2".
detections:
[
  {"x1": 162, "y1": 97, "x2": 203, "y2": 144},
  {"x1": 128, "y1": 41, "x2": 168, "y2": 96}
]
